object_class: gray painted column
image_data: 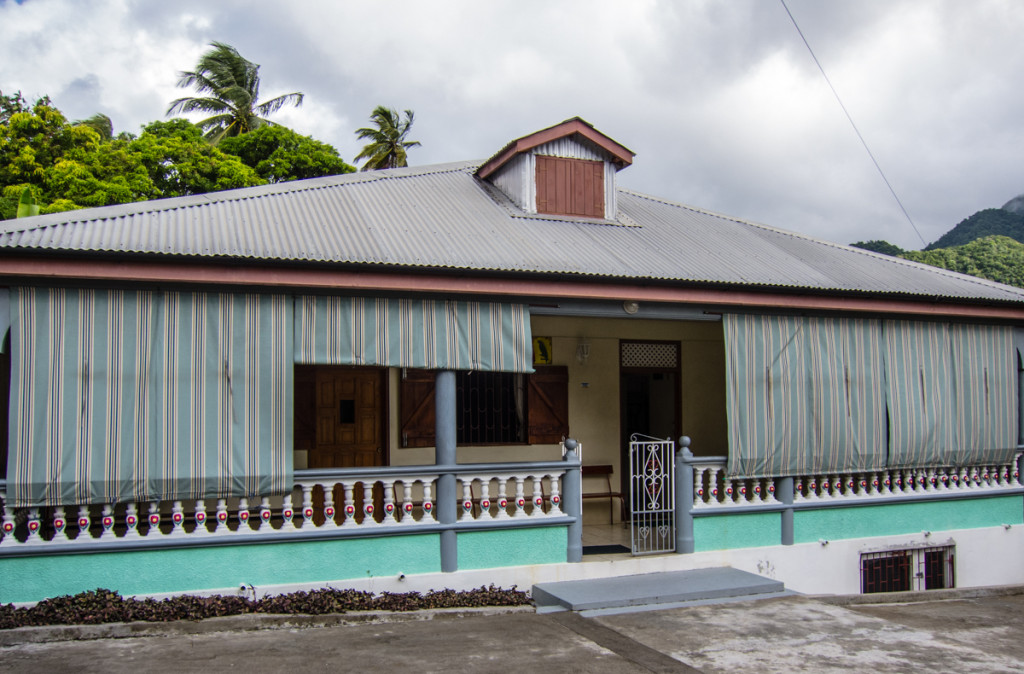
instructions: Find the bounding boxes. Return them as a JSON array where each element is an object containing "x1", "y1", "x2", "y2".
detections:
[
  {"x1": 779, "y1": 476, "x2": 795, "y2": 546},
  {"x1": 435, "y1": 370, "x2": 457, "y2": 572},
  {"x1": 676, "y1": 436, "x2": 695, "y2": 554},
  {"x1": 562, "y1": 439, "x2": 582, "y2": 563}
]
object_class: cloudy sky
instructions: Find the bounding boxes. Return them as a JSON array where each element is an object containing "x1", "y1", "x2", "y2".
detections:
[{"x1": 2, "y1": 0, "x2": 1022, "y2": 250}]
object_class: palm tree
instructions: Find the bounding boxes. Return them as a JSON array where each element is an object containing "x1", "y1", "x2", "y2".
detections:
[
  {"x1": 166, "y1": 42, "x2": 303, "y2": 144},
  {"x1": 354, "y1": 106, "x2": 421, "y2": 171}
]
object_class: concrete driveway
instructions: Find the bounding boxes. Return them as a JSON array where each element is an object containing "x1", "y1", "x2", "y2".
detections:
[{"x1": 2, "y1": 590, "x2": 1023, "y2": 673}]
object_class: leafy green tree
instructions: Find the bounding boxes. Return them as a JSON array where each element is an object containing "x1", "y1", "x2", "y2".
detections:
[
  {"x1": 219, "y1": 124, "x2": 355, "y2": 183},
  {"x1": 167, "y1": 42, "x2": 304, "y2": 144},
  {"x1": 354, "y1": 106, "x2": 420, "y2": 171},
  {"x1": 131, "y1": 119, "x2": 263, "y2": 198},
  {"x1": 850, "y1": 240, "x2": 905, "y2": 256},
  {"x1": 0, "y1": 98, "x2": 265, "y2": 218},
  {"x1": 901, "y1": 236, "x2": 1024, "y2": 288}
]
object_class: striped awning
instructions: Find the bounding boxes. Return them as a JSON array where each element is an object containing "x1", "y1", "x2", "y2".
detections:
[
  {"x1": 294, "y1": 296, "x2": 534, "y2": 372},
  {"x1": 7, "y1": 288, "x2": 293, "y2": 508},
  {"x1": 724, "y1": 314, "x2": 887, "y2": 478},
  {"x1": 886, "y1": 321, "x2": 1016, "y2": 468},
  {"x1": 725, "y1": 314, "x2": 1018, "y2": 478}
]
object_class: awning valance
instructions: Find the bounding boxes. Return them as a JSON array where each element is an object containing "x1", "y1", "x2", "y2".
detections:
[
  {"x1": 294, "y1": 297, "x2": 534, "y2": 373},
  {"x1": 7, "y1": 288, "x2": 293, "y2": 508}
]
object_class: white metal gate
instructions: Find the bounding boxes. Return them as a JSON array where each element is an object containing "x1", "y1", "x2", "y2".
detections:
[{"x1": 629, "y1": 434, "x2": 675, "y2": 555}]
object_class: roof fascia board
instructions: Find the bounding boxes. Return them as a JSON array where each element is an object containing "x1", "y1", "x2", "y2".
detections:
[
  {"x1": 1, "y1": 257, "x2": 1023, "y2": 322},
  {"x1": 476, "y1": 119, "x2": 634, "y2": 179}
]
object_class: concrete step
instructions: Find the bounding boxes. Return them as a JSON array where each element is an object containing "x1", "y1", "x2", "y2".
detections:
[{"x1": 533, "y1": 567, "x2": 786, "y2": 614}]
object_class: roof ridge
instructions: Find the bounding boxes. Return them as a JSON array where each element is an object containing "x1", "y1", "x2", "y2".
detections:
[{"x1": 620, "y1": 189, "x2": 1024, "y2": 299}]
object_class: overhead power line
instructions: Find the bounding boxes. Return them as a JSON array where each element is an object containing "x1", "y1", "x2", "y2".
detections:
[{"x1": 779, "y1": 0, "x2": 927, "y2": 247}]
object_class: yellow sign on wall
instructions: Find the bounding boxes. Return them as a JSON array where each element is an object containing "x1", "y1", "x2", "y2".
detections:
[{"x1": 533, "y1": 336, "x2": 552, "y2": 365}]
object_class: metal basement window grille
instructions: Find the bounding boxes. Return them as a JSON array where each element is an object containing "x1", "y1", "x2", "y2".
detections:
[{"x1": 860, "y1": 545, "x2": 955, "y2": 594}]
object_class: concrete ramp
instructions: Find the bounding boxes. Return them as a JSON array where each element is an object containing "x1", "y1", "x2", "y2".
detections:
[{"x1": 533, "y1": 568, "x2": 786, "y2": 614}]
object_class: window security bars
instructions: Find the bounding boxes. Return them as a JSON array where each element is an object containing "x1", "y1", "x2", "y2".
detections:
[
  {"x1": 860, "y1": 545, "x2": 955, "y2": 594},
  {"x1": 455, "y1": 372, "x2": 526, "y2": 444}
]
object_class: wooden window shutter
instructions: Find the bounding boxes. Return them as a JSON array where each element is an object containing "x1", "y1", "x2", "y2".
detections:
[
  {"x1": 535, "y1": 155, "x2": 604, "y2": 218},
  {"x1": 527, "y1": 365, "x2": 570, "y2": 444},
  {"x1": 399, "y1": 369, "x2": 436, "y2": 447}
]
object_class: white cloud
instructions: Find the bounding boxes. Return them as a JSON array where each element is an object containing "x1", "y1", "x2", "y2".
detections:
[{"x1": 2, "y1": 0, "x2": 1023, "y2": 250}]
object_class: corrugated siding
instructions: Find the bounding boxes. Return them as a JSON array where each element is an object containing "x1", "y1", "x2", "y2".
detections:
[
  {"x1": 3, "y1": 160, "x2": 1024, "y2": 303},
  {"x1": 491, "y1": 153, "x2": 534, "y2": 213}
]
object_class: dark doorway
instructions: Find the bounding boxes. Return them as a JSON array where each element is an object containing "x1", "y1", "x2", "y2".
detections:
[{"x1": 619, "y1": 341, "x2": 681, "y2": 508}]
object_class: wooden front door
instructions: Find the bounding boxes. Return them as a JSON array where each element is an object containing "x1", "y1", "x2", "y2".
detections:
[{"x1": 308, "y1": 368, "x2": 385, "y2": 469}]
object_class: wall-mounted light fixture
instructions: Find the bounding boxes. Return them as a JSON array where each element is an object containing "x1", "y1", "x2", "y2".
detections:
[
  {"x1": 576, "y1": 340, "x2": 590, "y2": 365},
  {"x1": 623, "y1": 300, "x2": 639, "y2": 315}
]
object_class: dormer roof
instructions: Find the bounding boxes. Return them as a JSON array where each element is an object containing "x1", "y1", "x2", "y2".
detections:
[{"x1": 475, "y1": 117, "x2": 634, "y2": 180}]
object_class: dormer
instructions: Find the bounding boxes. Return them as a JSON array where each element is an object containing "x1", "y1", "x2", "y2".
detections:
[{"x1": 476, "y1": 117, "x2": 635, "y2": 220}]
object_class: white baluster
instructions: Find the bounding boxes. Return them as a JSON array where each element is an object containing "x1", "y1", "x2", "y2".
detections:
[
  {"x1": 194, "y1": 500, "x2": 210, "y2": 535},
  {"x1": 299, "y1": 485, "x2": 314, "y2": 528},
  {"x1": 400, "y1": 480, "x2": 415, "y2": 523},
  {"x1": 459, "y1": 478, "x2": 475, "y2": 521},
  {"x1": 793, "y1": 477, "x2": 807, "y2": 503},
  {"x1": 214, "y1": 499, "x2": 230, "y2": 534},
  {"x1": 479, "y1": 480, "x2": 493, "y2": 519},
  {"x1": 421, "y1": 481, "x2": 436, "y2": 523},
  {"x1": 0, "y1": 496, "x2": 16, "y2": 545},
  {"x1": 513, "y1": 477, "x2": 526, "y2": 518},
  {"x1": 75, "y1": 505, "x2": 91, "y2": 542},
  {"x1": 548, "y1": 474, "x2": 563, "y2": 516},
  {"x1": 763, "y1": 478, "x2": 779, "y2": 504},
  {"x1": 362, "y1": 482, "x2": 375, "y2": 524},
  {"x1": 998, "y1": 466, "x2": 1011, "y2": 488},
  {"x1": 381, "y1": 482, "x2": 398, "y2": 525},
  {"x1": 709, "y1": 467, "x2": 724, "y2": 505},
  {"x1": 693, "y1": 467, "x2": 708, "y2": 508},
  {"x1": 169, "y1": 500, "x2": 187, "y2": 537},
  {"x1": 531, "y1": 476, "x2": 545, "y2": 516},
  {"x1": 496, "y1": 477, "x2": 511, "y2": 520},
  {"x1": 124, "y1": 502, "x2": 140, "y2": 538},
  {"x1": 26, "y1": 507, "x2": 43, "y2": 543},
  {"x1": 99, "y1": 504, "x2": 116, "y2": 540},
  {"x1": 280, "y1": 493, "x2": 297, "y2": 532},
  {"x1": 258, "y1": 497, "x2": 273, "y2": 532},
  {"x1": 52, "y1": 506, "x2": 69, "y2": 542},
  {"x1": 237, "y1": 497, "x2": 251, "y2": 532}
]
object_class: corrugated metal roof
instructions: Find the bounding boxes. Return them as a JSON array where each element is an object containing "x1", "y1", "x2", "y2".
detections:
[{"x1": 2, "y1": 160, "x2": 1023, "y2": 304}]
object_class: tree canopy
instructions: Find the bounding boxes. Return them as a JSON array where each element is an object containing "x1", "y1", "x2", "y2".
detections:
[
  {"x1": 354, "y1": 105, "x2": 420, "y2": 171},
  {"x1": 0, "y1": 92, "x2": 359, "y2": 220},
  {"x1": 900, "y1": 236, "x2": 1024, "y2": 289},
  {"x1": 219, "y1": 125, "x2": 354, "y2": 183},
  {"x1": 0, "y1": 97, "x2": 263, "y2": 218},
  {"x1": 167, "y1": 42, "x2": 304, "y2": 144}
]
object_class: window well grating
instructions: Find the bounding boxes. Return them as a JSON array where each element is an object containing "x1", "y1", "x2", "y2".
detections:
[{"x1": 860, "y1": 545, "x2": 955, "y2": 594}]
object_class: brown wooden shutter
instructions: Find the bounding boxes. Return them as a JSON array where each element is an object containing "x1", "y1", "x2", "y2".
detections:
[
  {"x1": 400, "y1": 369, "x2": 437, "y2": 447},
  {"x1": 527, "y1": 365, "x2": 569, "y2": 444},
  {"x1": 535, "y1": 156, "x2": 604, "y2": 218}
]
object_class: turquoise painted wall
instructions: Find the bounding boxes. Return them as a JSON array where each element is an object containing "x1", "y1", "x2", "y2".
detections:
[
  {"x1": 0, "y1": 534, "x2": 440, "y2": 605},
  {"x1": 693, "y1": 512, "x2": 781, "y2": 552},
  {"x1": 458, "y1": 527, "x2": 567, "y2": 570},
  {"x1": 794, "y1": 495, "x2": 1024, "y2": 544}
]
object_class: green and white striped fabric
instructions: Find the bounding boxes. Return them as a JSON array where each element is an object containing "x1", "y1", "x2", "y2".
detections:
[
  {"x1": 294, "y1": 296, "x2": 533, "y2": 372},
  {"x1": 725, "y1": 314, "x2": 1018, "y2": 478},
  {"x1": 724, "y1": 314, "x2": 887, "y2": 478},
  {"x1": 7, "y1": 288, "x2": 292, "y2": 508},
  {"x1": 885, "y1": 321, "x2": 1016, "y2": 468}
]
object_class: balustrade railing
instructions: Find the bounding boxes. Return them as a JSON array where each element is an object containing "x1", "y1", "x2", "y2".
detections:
[
  {"x1": 690, "y1": 451, "x2": 1024, "y2": 510},
  {"x1": 0, "y1": 464, "x2": 568, "y2": 550}
]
